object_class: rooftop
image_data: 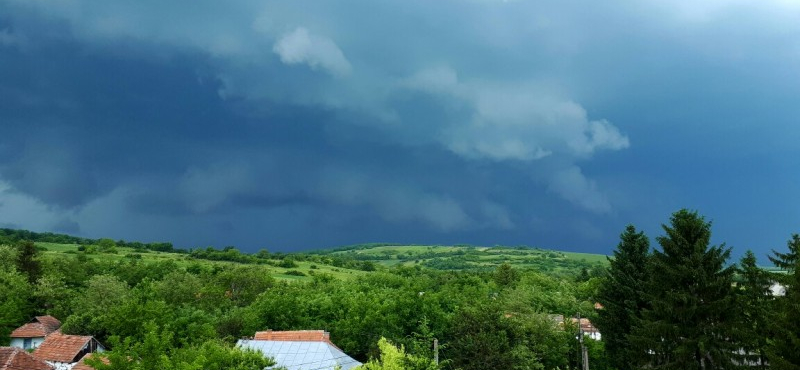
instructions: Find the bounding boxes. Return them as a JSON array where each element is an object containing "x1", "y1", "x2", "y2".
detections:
[
  {"x1": 240, "y1": 330, "x2": 361, "y2": 370},
  {"x1": 10, "y1": 316, "x2": 62, "y2": 338},
  {"x1": 33, "y1": 332, "x2": 97, "y2": 364},
  {"x1": 0, "y1": 347, "x2": 53, "y2": 370},
  {"x1": 254, "y1": 330, "x2": 332, "y2": 343},
  {"x1": 72, "y1": 354, "x2": 109, "y2": 370}
]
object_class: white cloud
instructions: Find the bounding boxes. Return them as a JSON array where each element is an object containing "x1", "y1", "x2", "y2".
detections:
[
  {"x1": 273, "y1": 27, "x2": 352, "y2": 77},
  {"x1": 547, "y1": 166, "x2": 611, "y2": 214},
  {"x1": 568, "y1": 119, "x2": 630, "y2": 156},
  {"x1": 403, "y1": 68, "x2": 630, "y2": 162},
  {"x1": 403, "y1": 66, "x2": 460, "y2": 94}
]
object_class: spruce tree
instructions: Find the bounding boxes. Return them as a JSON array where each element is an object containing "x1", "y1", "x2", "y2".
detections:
[
  {"x1": 769, "y1": 233, "x2": 800, "y2": 283},
  {"x1": 735, "y1": 250, "x2": 771, "y2": 369},
  {"x1": 766, "y1": 235, "x2": 800, "y2": 370},
  {"x1": 595, "y1": 224, "x2": 650, "y2": 370},
  {"x1": 630, "y1": 209, "x2": 737, "y2": 370},
  {"x1": 15, "y1": 240, "x2": 41, "y2": 284}
]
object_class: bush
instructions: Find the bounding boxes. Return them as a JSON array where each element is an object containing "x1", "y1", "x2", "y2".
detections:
[
  {"x1": 278, "y1": 259, "x2": 298, "y2": 268},
  {"x1": 284, "y1": 270, "x2": 306, "y2": 276}
]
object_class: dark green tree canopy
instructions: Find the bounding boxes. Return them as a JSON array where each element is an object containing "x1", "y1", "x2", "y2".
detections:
[
  {"x1": 631, "y1": 209, "x2": 737, "y2": 370},
  {"x1": 595, "y1": 224, "x2": 650, "y2": 370}
]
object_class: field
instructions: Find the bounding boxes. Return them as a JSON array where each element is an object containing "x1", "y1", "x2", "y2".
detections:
[
  {"x1": 34, "y1": 240, "x2": 608, "y2": 281},
  {"x1": 35, "y1": 242, "x2": 369, "y2": 281},
  {"x1": 316, "y1": 243, "x2": 608, "y2": 274}
]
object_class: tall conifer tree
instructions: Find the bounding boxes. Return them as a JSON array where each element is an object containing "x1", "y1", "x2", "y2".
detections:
[
  {"x1": 769, "y1": 233, "x2": 800, "y2": 284},
  {"x1": 15, "y1": 240, "x2": 41, "y2": 284},
  {"x1": 735, "y1": 251, "x2": 771, "y2": 369},
  {"x1": 630, "y1": 209, "x2": 737, "y2": 370},
  {"x1": 595, "y1": 225, "x2": 650, "y2": 370},
  {"x1": 766, "y1": 234, "x2": 800, "y2": 370}
]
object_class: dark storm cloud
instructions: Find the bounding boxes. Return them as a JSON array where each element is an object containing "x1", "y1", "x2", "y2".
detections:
[{"x1": 1, "y1": 0, "x2": 799, "y2": 254}]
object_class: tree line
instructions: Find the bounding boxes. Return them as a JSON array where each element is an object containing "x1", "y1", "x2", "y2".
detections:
[
  {"x1": 1, "y1": 237, "x2": 600, "y2": 369},
  {"x1": 2, "y1": 209, "x2": 799, "y2": 369},
  {"x1": 596, "y1": 209, "x2": 800, "y2": 370}
]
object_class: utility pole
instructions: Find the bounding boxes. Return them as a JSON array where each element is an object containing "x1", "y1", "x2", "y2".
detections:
[
  {"x1": 577, "y1": 312, "x2": 589, "y2": 370},
  {"x1": 433, "y1": 338, "x2": 439, "y2": 365}
]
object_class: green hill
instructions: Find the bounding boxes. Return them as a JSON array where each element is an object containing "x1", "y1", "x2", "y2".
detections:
[
  {"x1": 309, "y1": 243, "x2": 608, "y2": 274},
  {"x1": 2, "y1": 227, "x2": 607, "y2": 281}
]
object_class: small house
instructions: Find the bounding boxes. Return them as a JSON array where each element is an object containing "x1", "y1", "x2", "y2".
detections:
[
  {"x1": 33, "y1": 332, "x2": 105, "y2": 370},
  {"x1": 9, "y1": 316, "x2": 62, "y2": 350},
  {"x1": 551, "y1": 315, "x2": 602, "y2": 341},
  {"x1": 71, "y1": 354, "x2": 110, "y2": 370},
  {"x1": 0, "y1": 347, "x2": 54, "y2": 370},
  {"x1": 238, "y1": 330, "x2": 362, "y2": 370}
]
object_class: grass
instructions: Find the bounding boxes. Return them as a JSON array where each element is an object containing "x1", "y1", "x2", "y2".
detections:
[
  {"x1": 35, "y1": 241, "x2": 368, "y2": 282},
  {"x1": 35, "y1": 240, "x2": 608, "y2": 279},
  {"x1": 320, "y1": 244, "x2": 608, "y2": 274}
]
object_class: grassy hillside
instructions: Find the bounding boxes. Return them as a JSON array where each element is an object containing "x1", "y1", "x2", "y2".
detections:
[
  {"x1": 34, "y1": 242, "x2": 370, "y2": 281},
  {"x1": 8, "y1": 227, "x2": 608, "y2": 281},
  {"x1": 33, "y1": 239, "x2": 608, "y2": 282},
  {"x1": 311, "y1": 243, "x2": 608, "y2": 274}
]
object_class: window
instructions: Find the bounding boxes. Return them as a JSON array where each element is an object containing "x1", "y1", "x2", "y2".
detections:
[{"x1": 23, "y1": 338, "x2": 32, "y2": 349}]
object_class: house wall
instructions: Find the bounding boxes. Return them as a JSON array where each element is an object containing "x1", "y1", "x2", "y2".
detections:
[
  {"x1": 46, "y1": 361, "x2": 75, "y2": 370},
  {"x1": 9, "y1": 337, "x2": 46, "y2": 349}
]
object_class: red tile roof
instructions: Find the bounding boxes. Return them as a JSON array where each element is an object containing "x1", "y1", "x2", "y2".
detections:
[
  {"x1": 71, "y1": 354, "x2": 110, "y2": 370},
  {"x1": 9, "y1": 316, "x2": 62, "y2": 338},
  {"x1": 33, "y1": 332, "x2": 94, "y2": 363},
  {"x1": 0, "y1": 347, "x2": 54, "y2": 370},
  {"x1": 253, "y1": 330, "x2": 332, "y2": 342}
]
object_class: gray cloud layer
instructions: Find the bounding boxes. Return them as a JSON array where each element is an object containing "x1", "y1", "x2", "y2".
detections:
[{"x1": 1, "y1": 0, "x2": 799, "y2": 253}]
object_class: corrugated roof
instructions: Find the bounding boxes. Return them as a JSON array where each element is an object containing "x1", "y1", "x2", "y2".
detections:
[
  {"x1": 10, "y1": 316, "x2": 62, "y2": 338},
  {"x1": 238, "y1": 340, "x2": 362, "y2": 370},
  {"x1": 0, "y1": 347, "x2": 54, "y2": 370},
  {"x1": 33, "y1": 332, "x2": 93, "y2": 363}
]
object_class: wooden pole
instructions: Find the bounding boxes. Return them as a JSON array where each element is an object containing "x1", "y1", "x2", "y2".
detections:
[{"x1": 434, "y1": 338, "x2": 439, "y2": 365}]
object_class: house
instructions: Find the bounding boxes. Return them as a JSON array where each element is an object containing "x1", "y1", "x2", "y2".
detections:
[
  {"x1": 9, "y1": 316, "x2": 62, "y2": 350},
  {"x1": 71, "y1": 354, "x2": 110, "y2": 370},
  {"x1": 0, "y1": 346, "x2": 54, "y2": 370},
  {"x1": 551, "y1": 315, "x2": 602, "y2": 341},
  {"x1": 771, "y1": 282, "x2": 787, "y2": 297},
  {"x1": 237, "y1": 330, "x2": 362, "y2": 370},
  {"x1": 32, "y1": 332, "x2": 105, "y2": 370}
]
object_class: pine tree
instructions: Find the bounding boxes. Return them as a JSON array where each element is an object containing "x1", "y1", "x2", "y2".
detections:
[
  {"x1": 766, "y1": 235, "x2": 800, "y2": 370},
  {"x1": 594, "y1": 224, "x2": 650, "y2": 370},
  {"x1": 735, "y1": 251, "x2": 771, "y2": 369},
  {"x1": 769, "y1": 233, "x2": 800, "y2": 282},
  {"x1": 15, "y1": 240, "x2": 41, "y2": 284},
  {"x1": 630, "y1": 209, "x2": 737, "y2": 370}
]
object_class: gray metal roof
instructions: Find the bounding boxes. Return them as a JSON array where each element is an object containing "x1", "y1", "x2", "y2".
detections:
[{"x1": 237, "y1": 339, "x2": 362, "y2": 370}]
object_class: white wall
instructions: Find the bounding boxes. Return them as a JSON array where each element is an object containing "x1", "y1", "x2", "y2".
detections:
[
  {"x1": 9, "y1": 337, "x2": 45, "y2": 350},
  {"x1": 46, "y1": 361, "x2": 74, "y2": 370}
]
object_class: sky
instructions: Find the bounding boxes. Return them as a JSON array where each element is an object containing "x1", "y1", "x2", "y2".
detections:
[{"x1": 1, "y1": 0, "x2": 799, "y2": 258}]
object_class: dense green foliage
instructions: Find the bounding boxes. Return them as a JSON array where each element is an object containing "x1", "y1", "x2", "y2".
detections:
[
  {"x1": 736, "y1": 250, "x2": 772, "y2": 369},
  {"x1": 0, "y1": 234, "x2": 602, "y2": 370},
  {"x1": 766, "y1": 235, "x2": 800, "y2": 370},
  {"x1": 2, "y1": 210, "x2": 798, "y2": 369},
  {"x1": 595, "y1": 225, "x2": 650, "y2": 370},
  {"x1": 597, "y1": 210, "x2": 800, "y2": 370},
  {"x1": 630, "y1": 210, "x2": 737, "y2": 369}
]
